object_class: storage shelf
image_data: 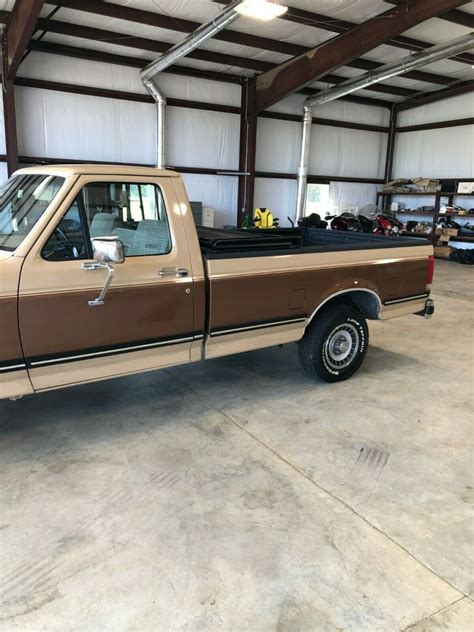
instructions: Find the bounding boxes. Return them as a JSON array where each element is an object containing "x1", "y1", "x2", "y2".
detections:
[
  {"x1": 401, "y1": 231, "x2": 430, "y2": 239},
  {"x1": 450, "y1": 234, "x2": 474, "y2": 243},
  {"x1": 377, "y1": 191, "x2": 474, "y2": 197},
  {"x1": 376, "y1": 180, "x2": 474, "y2": 247},
  {"x1": 394, "y1": 211, "x2": 474, "y2": 218}
]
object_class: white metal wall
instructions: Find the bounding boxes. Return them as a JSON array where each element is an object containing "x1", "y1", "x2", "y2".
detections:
[
  {"x1": 393, "y1": 93, "x2": 474, "y2": 179},
  {"x1": 0, "y1": 51, "x2": 471, "y2": 227},
  {"x1": 255, "y1": 93, "x2": 389, "y2": 222},
  {"x1": 2, "y1": 52, "x2": 392, "y2": 226},
  {"x1": 392, "y1": 93, "x2": 474, "y2": 221}
]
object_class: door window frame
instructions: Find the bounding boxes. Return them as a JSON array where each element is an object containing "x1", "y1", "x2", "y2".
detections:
[{"x1": 39, "y1": 178, "x2": 174, "y2": 263}]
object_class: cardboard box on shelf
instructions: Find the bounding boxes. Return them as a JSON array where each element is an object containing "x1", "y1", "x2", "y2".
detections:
[
  {"x1": 437, "y1": 227, "x2": 459, "y2": 237},
  {"x1": 457, "y1": 182, "x2": 474, "y2": 194},
  {"x1": 413, "y1": 223, "x2": 432, "y2": 234},
  {"x1": 434, "y1": 245, "x2": 452, "y2": 259},
  {"x1": 412, "y1": 177, "x2": 440, "y2": 192}
]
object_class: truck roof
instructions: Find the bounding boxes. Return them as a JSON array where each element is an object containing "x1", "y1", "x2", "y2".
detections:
[{"x1": 13, "y1": 164, "x2": 180, "y2": 178}]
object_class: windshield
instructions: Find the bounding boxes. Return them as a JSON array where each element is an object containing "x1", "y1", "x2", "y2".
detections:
[{"x1": 0, "y1": 174, "x2": 65, "y2": 251}]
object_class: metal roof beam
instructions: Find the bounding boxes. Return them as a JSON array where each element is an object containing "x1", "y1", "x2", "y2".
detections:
[
  {"x1": 216, "y1": 0, "x2": 474, "y2": 66},
  {"x1": 254, "y1": 0, "x2": 472, "y2": 111},
  {"x1": 2, "y1": 0, "x2": 44, "y2": 79},
  {"x1": 44, "y1": 0, "x2": 461, "y2": 86}
]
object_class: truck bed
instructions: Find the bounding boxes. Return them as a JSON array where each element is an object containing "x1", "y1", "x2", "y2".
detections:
[{"x1": 196, "y1": 226, "x2": 426, "y2": 259}]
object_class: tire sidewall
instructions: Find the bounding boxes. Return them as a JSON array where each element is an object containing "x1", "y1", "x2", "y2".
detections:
[{"x1": 320, "y1": 312, "x2": 367, "y2": 380}]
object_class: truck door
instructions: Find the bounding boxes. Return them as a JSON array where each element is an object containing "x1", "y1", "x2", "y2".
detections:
[{"x1": 18, "y1": 176, "x2": 196, "y2": 392}]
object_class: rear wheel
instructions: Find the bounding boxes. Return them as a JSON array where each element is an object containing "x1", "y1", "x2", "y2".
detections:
[{"x1": 298, "y1": 305, "x2": 369, "y2": 382}]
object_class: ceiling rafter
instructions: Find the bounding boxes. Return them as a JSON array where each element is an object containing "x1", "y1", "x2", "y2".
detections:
[
  {"x1": 2, "y1": 0, "x2": 44, "y2": 79},
  {"x1": 395, "y1": 79, "x2": 474, "y2": 110},
  {"x1": 384, "y1": 1, "x2": 474, "y2": 29},
  {"x1": 43, "y1": 0, "x2": 460, "y2": 87},
  {"x1": 0, "y1": 13, "x2": 415, "y2": 99},
  {"x1": 253, "y1": 0, "x2": 472, "y2": 112},
  {"x1": 213, "y1": 0, "x2": 474, "y2": 66},
  {"x1": 27, "y1": 40, "x2": 392, "y2": 109}
]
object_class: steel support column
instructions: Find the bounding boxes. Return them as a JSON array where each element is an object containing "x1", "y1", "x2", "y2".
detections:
[
  {"x1": 2, "y1": 81, "x2": 18, "y2": 175},
  {"x1": 384, "y1": 107, "x2": 398, "y2": 183},
  {"x1": 237, "y1": 78, "x2": 257, "y2": 227}
]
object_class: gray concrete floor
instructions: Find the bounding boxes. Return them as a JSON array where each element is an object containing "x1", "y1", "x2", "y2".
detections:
[{"x1": 0, "y1": 260, "x2": 473, "y2": 632}]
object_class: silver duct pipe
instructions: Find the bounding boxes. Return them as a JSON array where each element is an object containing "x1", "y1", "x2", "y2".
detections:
[
  {"x1": 295, "y1": 32, "x2": 474, "y2": 220},
  {"x1": 143, "y1": 79, "x2": 166, "y2": 170},
  {"x1": 295, "y1": 105, "x2": 312, "y2": 222},
  {"x1": 140, "y1": 0, "x2": 243, "y2": 169}
]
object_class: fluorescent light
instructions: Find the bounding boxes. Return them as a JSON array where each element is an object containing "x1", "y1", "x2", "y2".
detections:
[{"x1": 236, "y1": 1, "x2": 288, "y2": 21}]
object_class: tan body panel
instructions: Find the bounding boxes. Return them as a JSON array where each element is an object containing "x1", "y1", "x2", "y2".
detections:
[{"x1": 0, "y1": 255, "x2": 33, "y2": 398}]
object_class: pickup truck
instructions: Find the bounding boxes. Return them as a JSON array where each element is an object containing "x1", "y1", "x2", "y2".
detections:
[{"x1": 0, "y1": 165, "x2": 434, "y2": 400}]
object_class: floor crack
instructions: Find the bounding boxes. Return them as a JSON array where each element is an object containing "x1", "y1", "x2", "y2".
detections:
[
  {"x1": 166, "y1": 368, "x2": 466, "y2": 600},
  {"x1": 402, "y1": 595, "x2": 467, "y2": 631}
]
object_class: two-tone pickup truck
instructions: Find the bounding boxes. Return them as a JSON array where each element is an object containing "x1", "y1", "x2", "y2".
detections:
[{"x1": 0, "y1": 165, "x2": 434, "y2": 400}]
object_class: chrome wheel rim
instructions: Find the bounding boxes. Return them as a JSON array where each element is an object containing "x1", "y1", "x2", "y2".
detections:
[{"x1": 324, "y1": 323, "x2": 359, "y2": 370}]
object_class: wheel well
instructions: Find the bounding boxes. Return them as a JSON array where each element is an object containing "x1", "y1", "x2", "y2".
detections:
[{"x1": 309, "y1": 290, "x2": 381, "y2": 323}]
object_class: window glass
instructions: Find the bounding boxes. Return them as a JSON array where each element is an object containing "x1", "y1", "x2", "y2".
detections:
[
  {"x1": 305, "y1": 183, "x2": 330, "y2": 216},
  {"x1": 42, "y1": 181, "x2": 171, "y2": 261},
  {"x1": 0, "y1": 174, "x2": 65, "y2": 251},
  {"x1": 42, "y1": 199, "x2": 88, "y2": 261}
]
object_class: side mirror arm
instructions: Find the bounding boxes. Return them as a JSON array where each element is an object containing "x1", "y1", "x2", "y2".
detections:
[{"x1": 81, "y1": 262, "x2": 115, "y2": 307}]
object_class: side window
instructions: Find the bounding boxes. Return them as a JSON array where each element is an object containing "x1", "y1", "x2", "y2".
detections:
[
  {"x1": 42, "y1": 198, "x2": 89, "y2": 262},
  {"x1": 42, "y1": 182, "x2": 172, "y2": 262}
]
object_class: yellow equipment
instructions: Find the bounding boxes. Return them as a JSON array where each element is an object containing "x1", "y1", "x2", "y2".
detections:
[{"x1": 253, "y1": 207, "x2": 278, "y2": 229}]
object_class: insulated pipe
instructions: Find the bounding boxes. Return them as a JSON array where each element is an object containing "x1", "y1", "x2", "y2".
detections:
[
  {"x1": 140, "y1": 1, "x2": 243, "y2": 168},
  {"x1": 295, "y1": 105, "x2": 312, "y2": 222},
  {"x1": 295, "y1": 32, "x2": 474, "y2": 220},
  {"x1": 143, "y1": 79, "x2": 166, "y2": 170}
]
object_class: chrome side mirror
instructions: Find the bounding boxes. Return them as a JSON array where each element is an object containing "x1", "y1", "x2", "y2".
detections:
[
  {"x1": 91, "y1": 236, "x2": 125, "y2": 264},
  {"x1": 81, "y1": 237, "x2": 125, "y2": 307}
]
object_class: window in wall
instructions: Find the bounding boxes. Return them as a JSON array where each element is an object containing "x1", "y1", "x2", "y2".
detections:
[
  {"x1": 42, "y1": 181, "x2": 171, "y2": 262},
  {"x1": 305, "y1": 183, "x2": 330, "y2": 216}
]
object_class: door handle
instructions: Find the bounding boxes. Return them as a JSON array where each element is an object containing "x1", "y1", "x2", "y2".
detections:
[{"x1": 158, "y1": 267, "x2": 188, "y2": 278}]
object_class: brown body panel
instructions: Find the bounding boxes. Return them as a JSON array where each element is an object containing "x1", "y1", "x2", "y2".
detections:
[
  {"x1": 207, "y1": 259, "x2": 428, "y2": 331},
  {"x1": 19, "y1": 282, "x2": 195, "y2": 359},
  {"x1": 0, "y1": 297, "x2": 23, "y2": 363}
]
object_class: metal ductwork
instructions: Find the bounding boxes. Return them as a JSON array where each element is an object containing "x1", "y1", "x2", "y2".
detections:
[
  {"x1": 141, "y1": 0, "x2": 243, "y2": 169},
  {"x1": 295, "y1": 32, "x2": 474, "y2": 221}
]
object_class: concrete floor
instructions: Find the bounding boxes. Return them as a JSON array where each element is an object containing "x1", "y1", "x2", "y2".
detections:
[{"x1": 0, "y1": 260, "x2": 473, "y2": 632}]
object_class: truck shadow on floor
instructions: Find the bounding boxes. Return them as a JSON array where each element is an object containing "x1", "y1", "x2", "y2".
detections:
[{"x1": 0, "y1": 343, "x2": 422, "y2": 441}]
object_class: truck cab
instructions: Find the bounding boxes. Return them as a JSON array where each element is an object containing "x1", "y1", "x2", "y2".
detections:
[{"x1": 0, "y1": 166, "x2": 206, "y2": 399}]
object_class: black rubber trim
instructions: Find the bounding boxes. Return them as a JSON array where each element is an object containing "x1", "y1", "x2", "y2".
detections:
[
  {"x1": 26, "y1": 332, "x2": 202, "y2": 369},
  {"x1": 383, "y1": 292, "x2": 430, "y2": 306},
  {"x1": 0, "y1": 359, "x2": 27, "y2": 374},
  {"x1": 210, "y1": 316, "x2": 306, "y2": 338},
  {"x1": 204, "y1": 236, "x2": 427, "y2": 260}
]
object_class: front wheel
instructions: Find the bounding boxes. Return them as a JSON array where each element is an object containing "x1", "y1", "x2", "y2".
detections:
[{"x1": 298, "y1": 305, "x2": 369, "y2": 382}]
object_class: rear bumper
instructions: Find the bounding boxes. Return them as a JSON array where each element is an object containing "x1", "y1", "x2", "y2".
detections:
[{"x1": 416, "y1": 298, "x2": 435, "y2": 319}]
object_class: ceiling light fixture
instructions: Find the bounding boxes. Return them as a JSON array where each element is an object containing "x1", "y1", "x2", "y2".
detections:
[{"x1": 236, "y1": 0, "x2": 288, "y2": 21}]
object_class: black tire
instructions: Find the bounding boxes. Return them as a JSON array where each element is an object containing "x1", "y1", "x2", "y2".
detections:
[{"x1": 298, "y1": 304, "x2": 369, "y2": 382}]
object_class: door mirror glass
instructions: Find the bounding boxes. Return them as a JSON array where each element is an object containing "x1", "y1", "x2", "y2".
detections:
[{"x1": 91, "y1": 236, "x2": 125, "y2": 264}]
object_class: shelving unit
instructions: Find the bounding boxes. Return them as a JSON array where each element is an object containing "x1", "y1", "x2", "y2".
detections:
[{"x1": 376, "y1": 191, "x2": 474, "y2": 244}]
